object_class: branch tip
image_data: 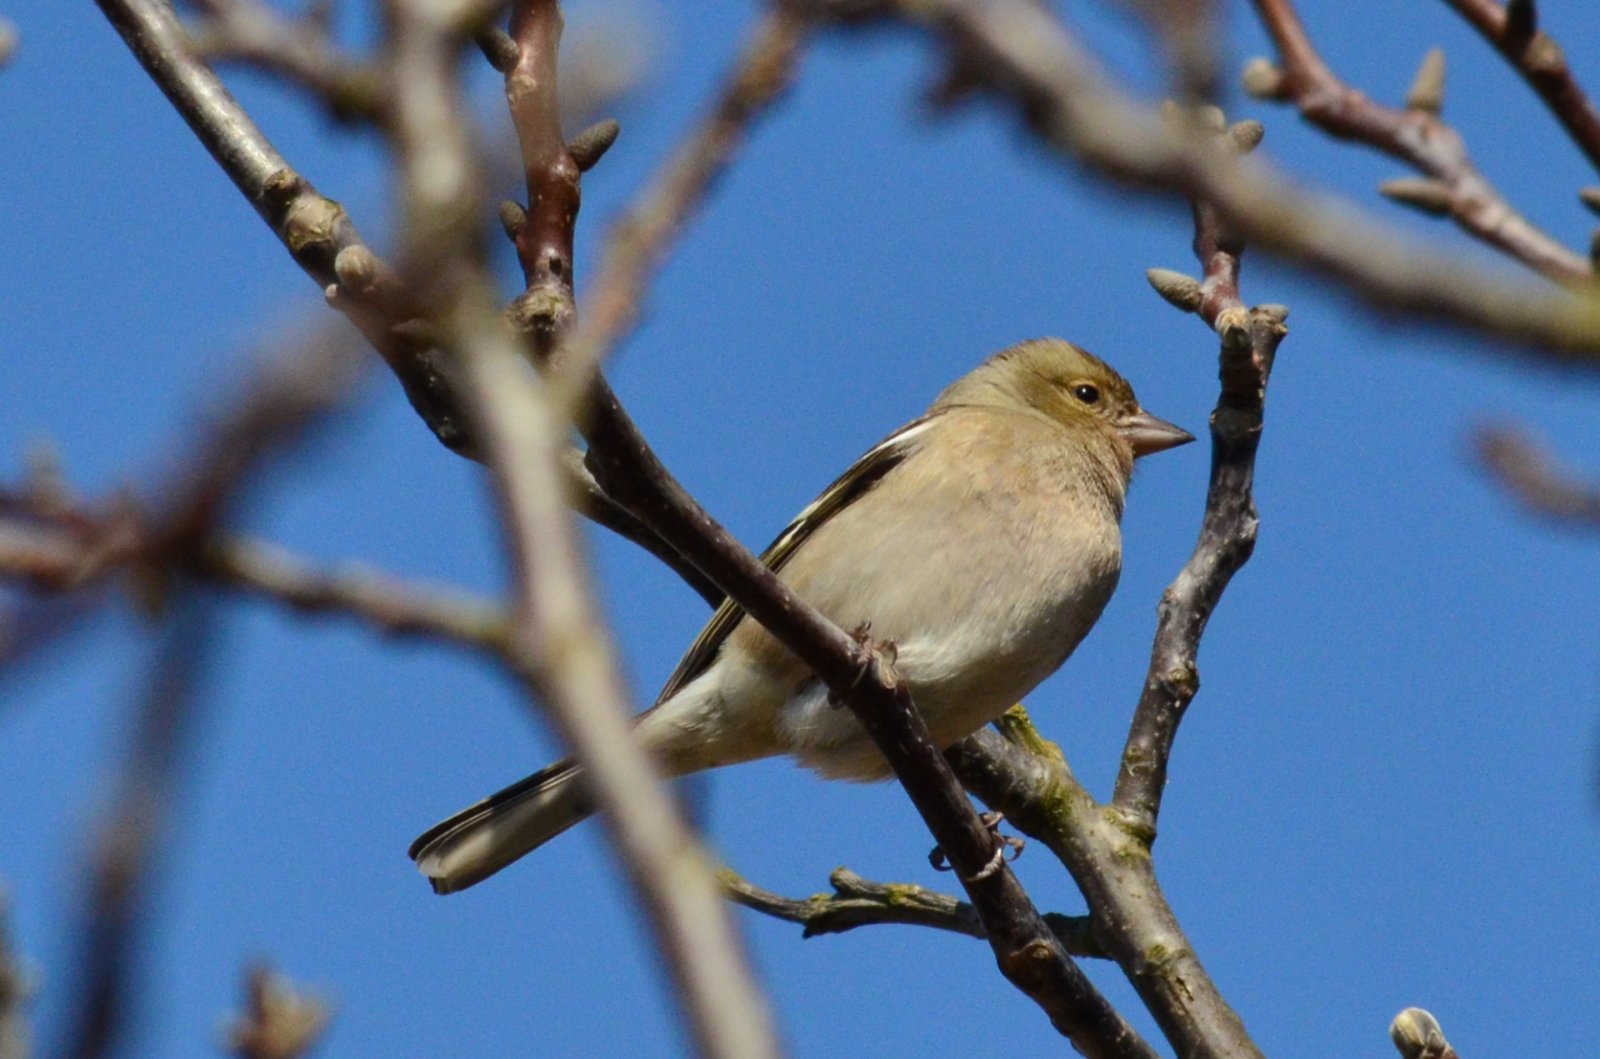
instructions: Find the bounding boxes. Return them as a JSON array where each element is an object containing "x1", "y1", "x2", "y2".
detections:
[
  {"x1": 568, "y1": 118, "x2": 621, "y2": 172},
  {"x1": 1581, "y1": 186, "x2": 1600, "y2": 216},
  {"x1": 1404, "y1": 48, "x2": 1446, "y2": 115}
]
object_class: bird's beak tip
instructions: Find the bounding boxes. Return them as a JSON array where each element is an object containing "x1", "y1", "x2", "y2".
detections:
[{"x1": 1119, "y1": 410, "x2": 1196, "y2": 457}]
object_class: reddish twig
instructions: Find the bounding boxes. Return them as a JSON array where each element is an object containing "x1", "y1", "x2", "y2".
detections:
[
  {"x1": 1248, "y1": 0, "x2": 1589, "y2": 283},
  {"x1": 551, "y1": 6, "x2": 810, "y2": 409},
  {"x1": 1442, "y1": 0, "x2": 1600, "y2": 178}
]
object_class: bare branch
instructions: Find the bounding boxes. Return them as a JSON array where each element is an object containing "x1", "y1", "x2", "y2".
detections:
[
  {"x1": 1114, "y1": 119, "x2": 1285, "y2": 833},
  {"x1": 722, "y1": 866, "x2": 1103, "y2": 955},
  {"x1": 1247, "y1": 0, "x2": 1588, "y2": 283},
  {"x1": 819, "y1": 0, "x2": 1600, "y2": 364},
  {"x1": 951, "y1": 719, "x2": 1264, "y2": 1059},
  {"x1": 1442, "y1": 0, "x2": 1600, "y2": 178}
]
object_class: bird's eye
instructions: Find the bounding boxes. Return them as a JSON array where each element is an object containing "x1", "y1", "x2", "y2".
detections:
[{"x1": 1072, "y1": 383, "x2": 1101, "y2": 405}]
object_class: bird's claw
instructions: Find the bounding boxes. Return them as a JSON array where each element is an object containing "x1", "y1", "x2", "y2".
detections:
[
  {"x1": 828, "y1": 622, "x2": 898, "y2": 707},
  {"x1": 929, "y1": 811, "x2": 1025, "y2": 881}
]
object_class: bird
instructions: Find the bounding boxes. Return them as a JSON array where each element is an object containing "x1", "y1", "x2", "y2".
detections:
[{"x1": 411, "y1": 337, "x2": 1194, "y2": 893}]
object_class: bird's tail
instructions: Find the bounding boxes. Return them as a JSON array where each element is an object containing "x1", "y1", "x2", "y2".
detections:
[{"x1": 408, "y1": 760, "x2": 591, "y2": 894}]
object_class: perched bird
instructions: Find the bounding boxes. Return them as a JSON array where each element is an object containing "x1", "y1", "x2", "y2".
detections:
[{"x1": 411, "y1": 338, "x2": 1193, "y2": 893}]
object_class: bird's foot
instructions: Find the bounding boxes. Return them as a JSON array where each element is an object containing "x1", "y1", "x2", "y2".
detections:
[
  {"x1": 928, "y1": 811, "x2": 1025, "y2": 882},
  {"x1": 828, "y1": 622, "x2": 899, "y2": 707}
]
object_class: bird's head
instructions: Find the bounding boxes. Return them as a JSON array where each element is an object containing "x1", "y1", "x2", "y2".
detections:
[{"x1": 937, "y1": 338, "x2": 1194, "y2": 462}]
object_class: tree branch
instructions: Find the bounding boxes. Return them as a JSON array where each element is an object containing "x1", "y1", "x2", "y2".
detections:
[
  {"x1": 1442, "y1": 0, "x2": 1600, "y2": 179},
  {"x1": 820, "y1": 0, "x2": 1600, "y2": 362},
  {"x1": 1247, "y1": 0, "x2": 1587, "y2": 283},
  {"x1": 1114, "y1": 119, "x2": 1285, "y2": 833}
]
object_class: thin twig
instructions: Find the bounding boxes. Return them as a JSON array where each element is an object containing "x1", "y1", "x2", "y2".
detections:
[
  {"x1": 722, "y1": 866, "x2": 1103, "y2": 955},
  {"x1": 1247, "y1": 0, "x2": 1588, "y2": 283},
  {"x1": 1442, "y1": 0, "x2": 1600, "y2": 178},
  {"x1": 1114, "y1": 126, "x2": 1284, "y2": 833},
  {"x1": 550, "y1": 5, "x2": 810, "y2": 410},
  {"x1": 1475, "y1": 425, "x2": 1600, "y2": 525}
]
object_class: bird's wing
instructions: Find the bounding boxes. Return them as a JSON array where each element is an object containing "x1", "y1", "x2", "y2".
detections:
[{"x1": 651, "y1": 413, "x2": 942, "y2": 705}]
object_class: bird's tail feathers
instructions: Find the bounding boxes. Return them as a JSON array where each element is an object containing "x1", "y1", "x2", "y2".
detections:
[{"x1": 408, "y1": 760, "x2": 591, "y2": 894}]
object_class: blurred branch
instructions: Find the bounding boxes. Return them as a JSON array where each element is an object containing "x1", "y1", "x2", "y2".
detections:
[
  {"x1": 722, "y1": 865, "x2": 1104, "y2": 956},
  {"x1": 223, "y1": 964, "x2": 331, "y2": 1059},
  {"x1": 59, "y1": 592, "x2": 217, "y2": 1059},
  {"x1": 1475, "y1": 425, "x2": 1600, "y2": 525},
  {"x1": 1246, "y1": 0, "x2": 1589, "y2": 283},
  {"x1": 1390, "y1": 1007, "x2": 1461, "y2": 1059},
  {"x1": 1442, "y1": 0, "x2": 1600, "y2": 178},
  {"x1": 44, "y1": 330, "x2": 360, "y2": 1059},
  {"x1": 186, "y1": 0, "x2": 386, "y2": 122},
  {"x1": 1130, "y1": 0, "x2": 1221, "y2": 103},
  {"x1": 97, "y1": 0, "x2": 473, "y2": 453},
  {"x1": 0, "y1": 893, "x2": 26, "y2": 1059},
  {"x1": 820, "y1": 0, "x2": 1600, "y2": 363},
  {"x1": 382, "y1": 3, "x2": 784, "y2": 1057}
]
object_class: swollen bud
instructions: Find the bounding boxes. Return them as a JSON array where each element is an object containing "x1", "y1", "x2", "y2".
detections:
[
  {"x1": 1380, "y1": 177, "x2": 1453, "y2": 217},
  {"x1": 1146, "y1": 268, "x2": 1203, "y2": 313},
  {"x1": 1404, "y1": 49, "x2": 1446, "y2": 115}
]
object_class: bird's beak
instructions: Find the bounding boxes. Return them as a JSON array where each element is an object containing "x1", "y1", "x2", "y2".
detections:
[{"x1": 1118, "y1": 409, "x2": 1196, "y2": 457}]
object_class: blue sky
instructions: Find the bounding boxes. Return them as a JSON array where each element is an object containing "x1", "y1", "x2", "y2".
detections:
[{"x1": 4, "y1": 1, "x2": 1599, "y2": 1056}]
